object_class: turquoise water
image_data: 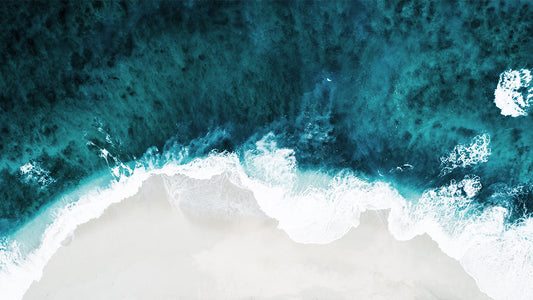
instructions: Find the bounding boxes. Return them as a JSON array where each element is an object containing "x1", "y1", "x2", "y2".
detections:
[{"x1": 0, "y1": 1, "x2": 532, "y2": 299}]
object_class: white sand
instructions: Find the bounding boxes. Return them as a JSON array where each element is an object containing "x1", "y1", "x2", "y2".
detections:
[{"x1": 24, "y1": 175, "x2": 489, "y2": 300}]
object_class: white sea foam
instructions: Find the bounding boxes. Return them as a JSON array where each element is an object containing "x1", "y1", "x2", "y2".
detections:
[
  {"x1": 239, "y1": 134, "x2": 403, "y2": 243},
  {"x1": 387, "y1": 175, "x2": 533, "y2": 300},
  {"x1": 1, "y1": 132, "x2": 532, "y2": 300},
  {"x1": 440, "y1": 134, "x2": 491, "y2": 175},
  {"x1": 0, "y1": 168, "x2": 153, "y2": 300},
  {"x1": 19, "y1": 162, "x2": 55, "y2": 188},
  {"x1": 494, "y1": 69, "x2": 533, "y2": 117},
  {"x1": 460, "y1": 216, "x2": 533, "y2": 300}
]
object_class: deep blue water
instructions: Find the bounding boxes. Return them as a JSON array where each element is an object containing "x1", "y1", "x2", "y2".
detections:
[{"x1": 0, "y1": 1, "x2": 533, "y2": 299}]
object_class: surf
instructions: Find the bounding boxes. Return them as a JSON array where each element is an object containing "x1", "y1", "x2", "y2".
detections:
[{"x1": 0, "y1": 131, "x2": 530, "y2": 300}]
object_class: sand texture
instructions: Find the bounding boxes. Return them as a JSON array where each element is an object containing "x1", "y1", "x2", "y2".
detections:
[{"x1": 24, "y1": 175, "x2": 489, "y2": 300}]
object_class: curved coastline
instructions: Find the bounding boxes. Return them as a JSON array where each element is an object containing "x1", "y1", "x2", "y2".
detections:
[{"x1": 23, "y1": 174, "x2": 489, "y2": 300}]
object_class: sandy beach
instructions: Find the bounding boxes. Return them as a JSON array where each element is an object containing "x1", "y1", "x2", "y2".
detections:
[{"x1": 23, "y1": 174, "x2": 489, "y2": 300}]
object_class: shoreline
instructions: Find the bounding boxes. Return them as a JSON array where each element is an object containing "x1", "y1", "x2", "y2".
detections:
[{"x1": 23, "y1": 174, "x2": 490, "y2": 299}]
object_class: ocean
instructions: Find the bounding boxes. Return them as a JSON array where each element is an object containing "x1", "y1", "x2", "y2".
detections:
[{"x1": 0, "y1": 1, "x2": 532, "y2": 299}]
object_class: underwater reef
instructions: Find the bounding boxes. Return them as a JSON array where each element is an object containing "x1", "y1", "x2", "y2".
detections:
[{"x1": 0, "y1": 0, "x2": 532, "y2": 233}]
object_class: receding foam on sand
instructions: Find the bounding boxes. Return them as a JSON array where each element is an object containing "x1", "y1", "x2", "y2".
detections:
[{"x1": 23, "y1": 174, "x2": 489, "y2": 300}]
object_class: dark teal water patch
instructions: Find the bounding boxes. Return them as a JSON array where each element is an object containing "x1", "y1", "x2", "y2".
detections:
[{"x1": 1, "y1": 0, "x2": 533, "y2": 233}]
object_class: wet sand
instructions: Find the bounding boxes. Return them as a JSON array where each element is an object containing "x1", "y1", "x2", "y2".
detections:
[{"x1": 24, "y1": 175, "x2": 489, "y2": 299}]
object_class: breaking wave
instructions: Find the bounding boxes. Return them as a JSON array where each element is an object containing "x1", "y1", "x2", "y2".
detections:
[{"x1": 1, "y1": 131, "x2": 532, "y2": 300}]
